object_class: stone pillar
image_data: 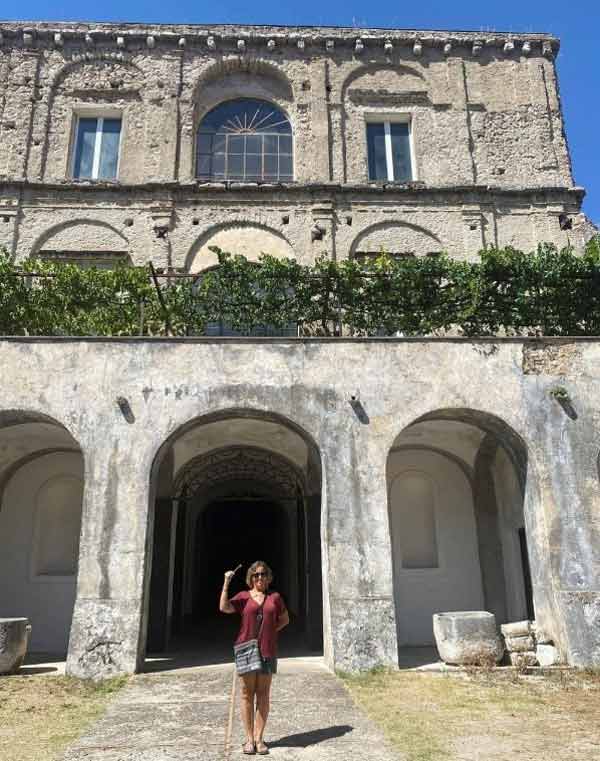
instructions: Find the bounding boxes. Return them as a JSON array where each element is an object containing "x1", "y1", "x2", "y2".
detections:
[
  {"x1": 2, "y1": 49, "x2": 40, "y2": 180},
  {"x1": 528, "y1": 396, "x2": 600, "y2": 667},
  {"x1": 321, "y1": 416, "x2": 398, "y2": 671},
  {"x1": 308, "y1": 59, "x2": 331, "y2": 182},
  {"x1": 66, "y1": 433, "x2": 153, "y2": 679},
  {"x1": 305, "y1": 493, "x2": 323, "y2": 651},
  {"x1": 146, "y1": 498, "x2": 178, "y2": 652}
]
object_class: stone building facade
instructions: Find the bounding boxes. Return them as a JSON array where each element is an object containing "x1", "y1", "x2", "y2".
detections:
[
  {"x1": 0, "y1": 20, "x2": 591, "y2": 267},
  {"x1": 0, "y1": 22, "x2": 599, "y2": 679}
]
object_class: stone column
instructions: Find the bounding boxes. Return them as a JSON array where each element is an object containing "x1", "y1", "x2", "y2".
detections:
[
  {"x1": 526, "y1": 392, "x2": 600, "y2": 667},
  {"x1": 66, "y1": 431, "x2": 153, "y2": 679},
  {"x1": 321, "y1": 413, "x2": 398, "y2": 671}
]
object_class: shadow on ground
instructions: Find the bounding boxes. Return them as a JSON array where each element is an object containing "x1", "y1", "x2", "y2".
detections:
[{"x1": 269, "y1": 724, "x2": 354, "y2": 748}]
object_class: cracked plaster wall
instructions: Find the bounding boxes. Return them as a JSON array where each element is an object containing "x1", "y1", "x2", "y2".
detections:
[{"x1": 0, "y1": 337, "x2": 598, "y2": 677}]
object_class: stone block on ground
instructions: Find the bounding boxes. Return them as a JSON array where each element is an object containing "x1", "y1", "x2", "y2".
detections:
[
  {"x1": 433, "y1": 611, "x2": 504, "y2": 666},
  {"x1": 504, "y1": 634, "x2": 536, "y2": 652},
  {"x1": 0, "y1": 618, "x2": 31, "y2": 675},
  {"x1": 500, "y1": 620, "x2": 532, "y2": 638},
  {"x1": 509, "y1": 651, "x2": 538, "y2": 667},
  {"x1": 536, "y1": 644, "x2": 560, "y2": 666}
]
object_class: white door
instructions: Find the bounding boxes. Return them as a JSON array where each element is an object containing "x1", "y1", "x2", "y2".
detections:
[{"x1": 388, "y1": 449, "x2": 485, "y2": 646}]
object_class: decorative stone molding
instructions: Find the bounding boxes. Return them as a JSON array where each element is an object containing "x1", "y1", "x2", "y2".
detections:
[
  {"x1": 0, "y1": 22, "x2": 560, "y2": 60},
  {"x1": 543, "y1": 40, "x2": 554, "y2": 58},
  {"x1": 173, "y1": 446, "x2": 303, "y2": 500}
]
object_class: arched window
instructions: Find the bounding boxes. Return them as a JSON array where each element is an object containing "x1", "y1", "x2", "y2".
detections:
[{"x1": 197, "y1": 99, "x2": 293, "y2": 182}]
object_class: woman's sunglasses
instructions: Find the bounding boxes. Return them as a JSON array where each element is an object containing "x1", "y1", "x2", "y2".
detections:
[{"x1": 253, "y1": 572, "x2": 269, "y2": 578}]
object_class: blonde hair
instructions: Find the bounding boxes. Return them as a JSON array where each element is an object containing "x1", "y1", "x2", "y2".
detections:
[{"x1": 246, "y1": 560, "x2": 273, "y2": 589}]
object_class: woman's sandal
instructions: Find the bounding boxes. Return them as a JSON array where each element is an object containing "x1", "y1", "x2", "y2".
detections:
[
  {"x1": 242, "y1": 740, "x2": 256, "y2": 755},
  {"x1": 255, "y1": 741, "x2": 269, "y2": 755}
]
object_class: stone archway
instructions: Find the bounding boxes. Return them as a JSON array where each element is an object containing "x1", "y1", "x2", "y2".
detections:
[
  {"x1": 386, "y1": 409, "x2": 531, "y2": 652},
  {"x1": 0, "y1": 411, "x2": 83, "y2": 655},
  {"x1": 145, "y1": 413, "x2": 323, "y2": 664}
]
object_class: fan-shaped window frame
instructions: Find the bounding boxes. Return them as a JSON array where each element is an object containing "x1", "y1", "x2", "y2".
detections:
[{"x1": 196, "y1": 98, "x2": 294, "y2": 183}]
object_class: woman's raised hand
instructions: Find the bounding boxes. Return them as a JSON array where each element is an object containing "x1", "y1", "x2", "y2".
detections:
[{"x1": 224, "y1": 564, "x2": 242, "y2": 583}]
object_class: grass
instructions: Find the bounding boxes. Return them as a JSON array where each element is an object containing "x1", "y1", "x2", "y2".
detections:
[
  {"x1": 342, "y1": 668, "x2": 600, "y2": 761},
  {"x1": 0, "y1": 674, "x2": 127, "y2": 761}
]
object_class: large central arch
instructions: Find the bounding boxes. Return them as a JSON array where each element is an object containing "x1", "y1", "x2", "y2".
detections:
[{"x1": 143, "y1": 410, "x2": 323, "y2": 667}]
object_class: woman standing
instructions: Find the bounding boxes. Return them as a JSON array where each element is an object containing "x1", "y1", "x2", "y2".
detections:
[{"x1": 220, "y1": 560, "x2": 289, "y2": 755}]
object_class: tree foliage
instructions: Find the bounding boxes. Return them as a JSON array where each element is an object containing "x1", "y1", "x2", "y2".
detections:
[{"x1": 1, "y1": 239, "x2": 600, "y2": 337}]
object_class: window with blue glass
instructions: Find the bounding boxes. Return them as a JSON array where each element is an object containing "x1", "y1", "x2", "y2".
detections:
[
  {"x1": 197, "y1": 99, "x2": 293, "y2": 182},
  {"x1": 72, "y1": 117, "x2": 122, "y2": 180},
  {"x1": 366, "y1": 121, "x2": 413, "y2": 182}
]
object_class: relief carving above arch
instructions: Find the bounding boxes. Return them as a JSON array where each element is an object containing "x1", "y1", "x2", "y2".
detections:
[{"x1": 173, "y1": 445, "x2": 304, "y2": 500}]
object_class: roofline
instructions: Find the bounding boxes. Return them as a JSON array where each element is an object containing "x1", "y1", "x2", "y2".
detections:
[{"x1": 0, "y1": 19, "x2": 560, "y2": 47}]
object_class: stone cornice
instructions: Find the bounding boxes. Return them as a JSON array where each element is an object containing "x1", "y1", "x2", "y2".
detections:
[
  {"x1": 0, "y1": 179, "x2": 585, "y2": 205},
  {"x1": 0, "y1": 20, "x2": 560, "y2": 58}
]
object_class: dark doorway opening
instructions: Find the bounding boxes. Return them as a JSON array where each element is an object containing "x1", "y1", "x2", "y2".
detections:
[
  {"x1": 146, "y1": 443, "x2": 323, "y2": 669},
  {"x1": 170, "y1": 497, "x2": 292, "y2": 653}
]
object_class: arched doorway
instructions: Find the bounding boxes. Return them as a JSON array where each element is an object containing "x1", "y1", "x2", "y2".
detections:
[
  {"x1": 386, "y1": 409, "x2": 531, "y2": 651},
  {"x1": 144, "y1": 412, "x2": 323, "y2": 665},
  {"x1": 0, "y1": 411, "x2": 84, "y2": 655}
]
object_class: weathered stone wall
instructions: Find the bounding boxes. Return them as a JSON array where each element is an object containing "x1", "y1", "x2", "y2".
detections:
[
  {"x1": 0, "y1": 336, "x2": 598, "y2": 677},
  {"x1": 0, "y1": 21, "x2": 588, "y2": 265}
]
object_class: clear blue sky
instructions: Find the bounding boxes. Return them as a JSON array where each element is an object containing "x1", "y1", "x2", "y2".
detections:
[{"x1": 4, "y1": 0, "x2": 599, "y2": 223}]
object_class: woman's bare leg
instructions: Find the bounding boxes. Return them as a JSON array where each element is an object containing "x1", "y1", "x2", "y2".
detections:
[
  {"x1": 240, "y1": 673, "x2": 258, "y2": 747},
  {"x1": 254, "y1": 673, "x2": 272, "y2": 749}
]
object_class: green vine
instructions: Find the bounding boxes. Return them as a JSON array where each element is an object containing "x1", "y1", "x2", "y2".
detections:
[{"x1": 1, "y1": 238, "x2": 600, "y2": 337}]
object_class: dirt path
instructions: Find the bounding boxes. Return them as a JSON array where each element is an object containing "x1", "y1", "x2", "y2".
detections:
[{"x1": 61, "y1": 660, "x2": 401, "y2": 761}]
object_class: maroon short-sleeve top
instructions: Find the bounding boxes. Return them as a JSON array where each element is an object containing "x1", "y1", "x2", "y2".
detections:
[{"x1": 230, "y1": 591, "x2": 287, "y2": 659}]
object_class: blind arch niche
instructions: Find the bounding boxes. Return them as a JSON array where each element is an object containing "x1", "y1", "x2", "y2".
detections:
[{"x1": 196, "y1": 98, "x2": 293, "y2": 182}]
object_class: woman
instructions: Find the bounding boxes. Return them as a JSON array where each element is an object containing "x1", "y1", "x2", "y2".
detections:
[{"x1": 220, "y1": 561, "x2": 289, "y2": 755}]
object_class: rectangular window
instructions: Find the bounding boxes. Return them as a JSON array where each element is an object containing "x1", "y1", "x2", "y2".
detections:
[
  {"x1": 366, "y1": 120, "x2": 413, "y2": 182},
  {"x1": 73, "y1": 117, "x2": 122, "y2": 180}
]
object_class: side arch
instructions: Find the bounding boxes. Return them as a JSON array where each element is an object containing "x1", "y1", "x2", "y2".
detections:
[
  {"x1": 0, "y1": 411, "x2": 84, "y2": 653},
  {"x1": 386, "y1": 407, "x2": 533, "y2": 650},
  {"x1": 340, "y1": 62, "x2": 427, "y2": 101},
  {"x1": 31, "y1": 219, "x2": 130, "y2": 259},
  {"x1": 350, "y1": 221, "x2": 443, "y2": 258}
]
